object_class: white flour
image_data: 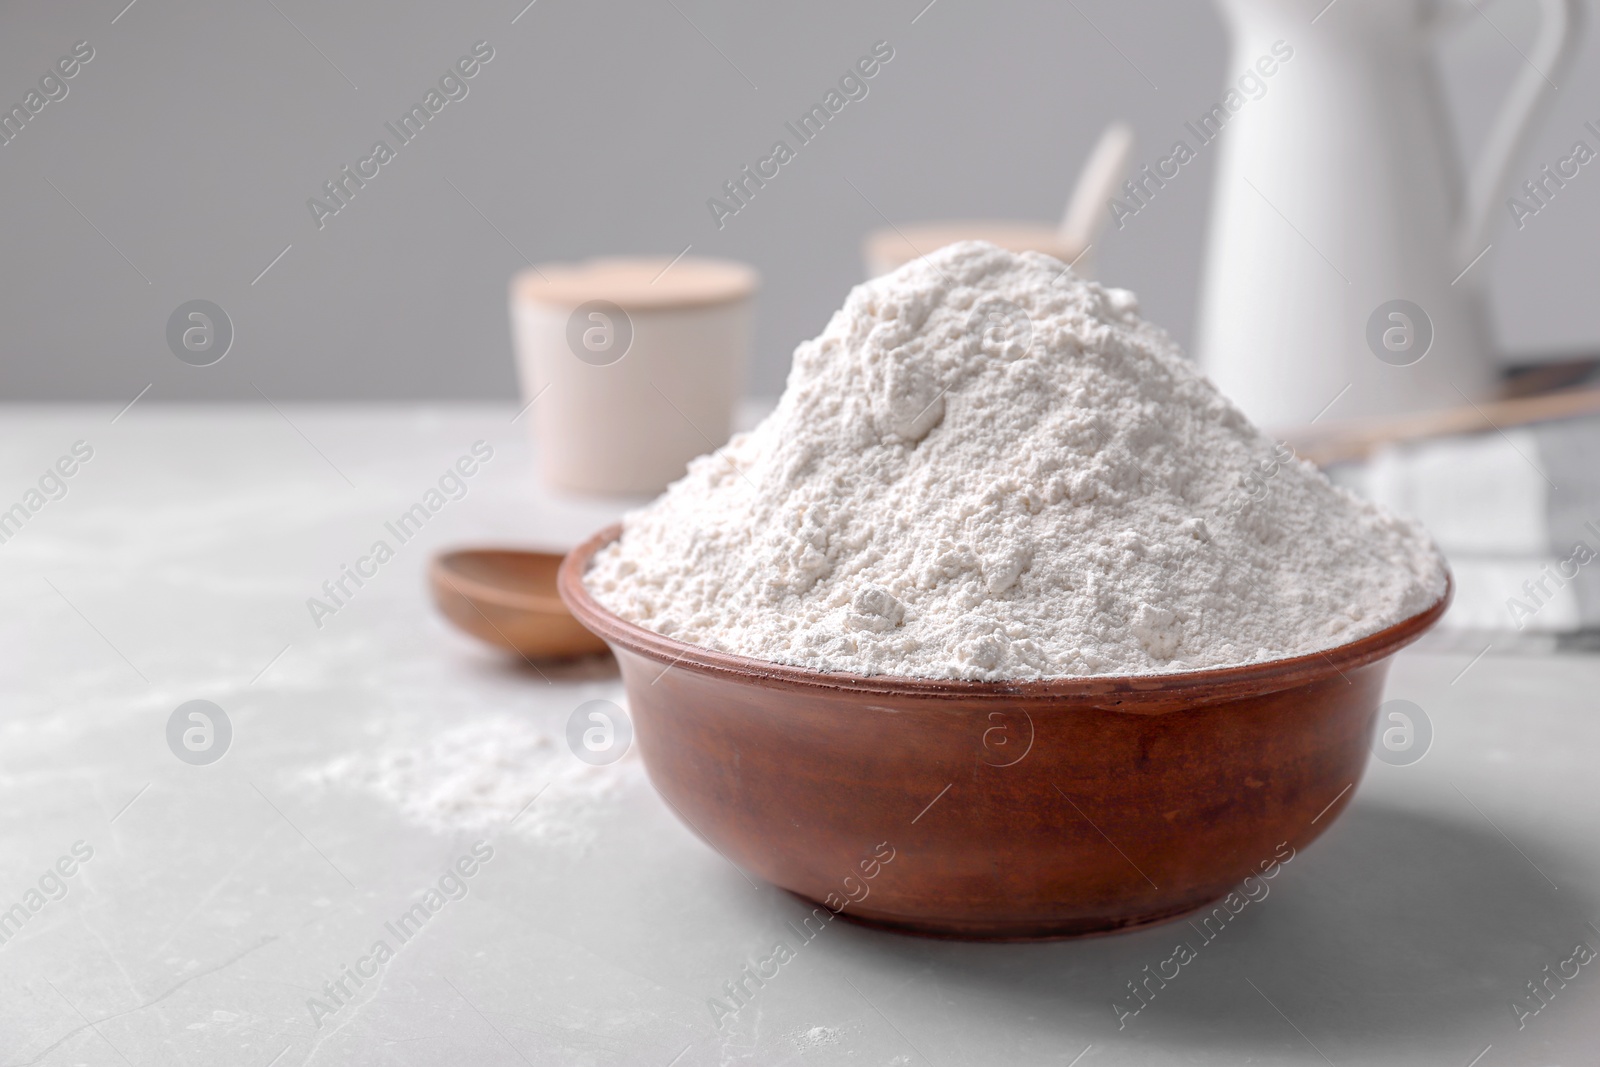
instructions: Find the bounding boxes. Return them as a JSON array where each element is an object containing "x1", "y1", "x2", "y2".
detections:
[
  {"x1": 791, "y1": 1025, "x2": 842, "y2": 1051},
  {"x1": 588, "y1": 242, "x2": 1446, "y2": 680},
  {"x1": 297, "y1": 715, "x2": 638, "y2": 846}
]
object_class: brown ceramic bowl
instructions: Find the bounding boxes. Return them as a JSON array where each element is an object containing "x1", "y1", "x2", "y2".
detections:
[{"x1": 560, "y1": 524, "x2": 1451, "y2": 940}]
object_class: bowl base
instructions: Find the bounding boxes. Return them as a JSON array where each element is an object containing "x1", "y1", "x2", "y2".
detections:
[{"x1": 795, "y1": 890, "x2": 1227, "y2": 943}]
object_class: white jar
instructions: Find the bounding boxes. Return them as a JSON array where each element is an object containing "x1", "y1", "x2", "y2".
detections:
[{"x1": 510, "y1": 257, "x2": 757, "y2": 495}]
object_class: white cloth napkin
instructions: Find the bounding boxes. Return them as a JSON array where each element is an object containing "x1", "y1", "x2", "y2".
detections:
[{"x1": 1342, "y1": 417, "x2": 1600, "y2": 633}]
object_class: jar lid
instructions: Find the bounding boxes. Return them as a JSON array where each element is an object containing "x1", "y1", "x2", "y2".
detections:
[
  {"x1": 864, "y1": 222, "x2": 1085, "y2": 276},
  {"x1": 513, "y1": 256, "x2": 758, "y2": 311}
]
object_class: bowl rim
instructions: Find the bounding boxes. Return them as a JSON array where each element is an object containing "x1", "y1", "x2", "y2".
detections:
[{"x1": 559, "y1": 523, "x2": 1453, "y2": 711}]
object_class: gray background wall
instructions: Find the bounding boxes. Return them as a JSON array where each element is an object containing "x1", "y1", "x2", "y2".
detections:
[{"x1": 1, "y1": 0, "x2": 1596, "y2": 402}]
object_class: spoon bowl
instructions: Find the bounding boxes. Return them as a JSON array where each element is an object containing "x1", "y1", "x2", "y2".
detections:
[{"x1": 430, "y1": 548, "x2": 609, "y2": 661}]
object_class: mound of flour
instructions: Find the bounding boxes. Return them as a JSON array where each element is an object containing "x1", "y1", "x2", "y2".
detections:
[{"x1": 587, "y1": 242, "x2": 1446, "y2": 680}]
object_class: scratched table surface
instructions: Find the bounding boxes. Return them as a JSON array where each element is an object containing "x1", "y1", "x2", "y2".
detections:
[{"x1": 0, "y1": 404, "x2": 1597, "y2": 1067}]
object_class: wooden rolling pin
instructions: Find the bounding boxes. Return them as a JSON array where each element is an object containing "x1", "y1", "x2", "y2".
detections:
[{"x1": 1283, "y1": 385, "x2": 1600, "y2": 466}]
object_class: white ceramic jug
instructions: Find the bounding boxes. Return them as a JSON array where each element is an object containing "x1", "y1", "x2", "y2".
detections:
[{"x1": 1196, "y1": 0, "x2": 1582, "y2": 426}]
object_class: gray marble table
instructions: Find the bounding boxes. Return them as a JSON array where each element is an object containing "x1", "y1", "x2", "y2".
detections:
[{"x1": 0, "y1": 405, "x2": 1595, "y2": 1066}]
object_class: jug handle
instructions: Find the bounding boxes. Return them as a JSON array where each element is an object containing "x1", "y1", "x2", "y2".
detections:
[{"x1": 1456, "y1": 0, "x2": 1584, "y2": 268}]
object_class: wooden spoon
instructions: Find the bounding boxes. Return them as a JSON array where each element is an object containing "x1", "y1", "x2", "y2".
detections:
[
  {"x1": 1285, "y1": 384, "x2": 1600, "y2": 466},
  {"x1": 430, "y1": 548, "x2": 610, "y2": 660},
  {"x1": 862, "y1": 119, "x2": 1134, "y2": 277},
  {"x1": 1057, "y1": 120, "x2": 1135, "y2": 254}
]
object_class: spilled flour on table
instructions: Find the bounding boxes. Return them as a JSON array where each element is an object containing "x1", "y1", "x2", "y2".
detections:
[
  {"x1": 588, "y1": 241, "x2": 1447, "y2": 680},
  {"x1": 790, "y1": 1025, "x2": 843, "y2": 1052},
  {"x1": 296, "y1": 715, "x2": 639, "y2": 847}
]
